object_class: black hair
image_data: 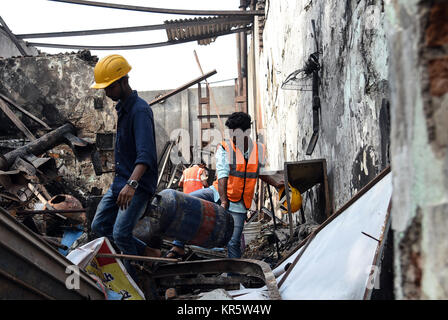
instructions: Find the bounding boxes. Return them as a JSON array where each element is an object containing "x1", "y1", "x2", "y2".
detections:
[{"x1": 225, "y1": 112, "x2": 252, "y2": 131}]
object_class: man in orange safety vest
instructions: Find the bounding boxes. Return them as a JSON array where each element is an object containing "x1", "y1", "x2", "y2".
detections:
[{"x1": 178, "y1": 162, "x2": 209, "y2": 194}]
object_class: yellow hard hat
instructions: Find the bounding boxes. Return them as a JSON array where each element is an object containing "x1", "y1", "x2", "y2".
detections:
[
  {"x1": 278, "y1": 184, "x2": 302, "y2": 213},
  {"x1": 91, "y1": 54, "x2": 132, "y2": 89}
]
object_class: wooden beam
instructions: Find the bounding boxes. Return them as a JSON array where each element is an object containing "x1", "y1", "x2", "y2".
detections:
[
  {"x1": 149, "y1": 70, "x2": 217, "y2": 106},
  {"x1": 0, "y1": 123, "x2": 76, "y2": 170}
]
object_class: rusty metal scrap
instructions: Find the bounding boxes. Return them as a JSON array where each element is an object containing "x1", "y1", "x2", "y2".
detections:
[
  {"x1": 47, "y1": 194, "x2": 86, "y2": 225},
  {"x1": 153, "y1": 258, "x2": 281, "y2": 300},
  {"x1": 165, "y1": 16, "x2": 253, "y2": 45},
  {"x1": 0, "y1": 206, "x2": 104, "y2": 299},
  {"x1": 158, "y1": 275, "x2": 263, "y2": 292}
]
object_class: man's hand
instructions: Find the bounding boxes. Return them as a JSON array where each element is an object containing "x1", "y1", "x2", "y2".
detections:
[
  {"x1": 116, "y1": 184, "x2": 136, "y2": 210},
  {"x1": 220, "y1": 200, "x2": 229, "y2": 210}
]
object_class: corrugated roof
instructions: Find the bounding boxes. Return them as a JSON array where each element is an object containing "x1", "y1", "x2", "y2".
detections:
[{"x1": 164, "y1": 16, "x2": 253, "y2": 45}]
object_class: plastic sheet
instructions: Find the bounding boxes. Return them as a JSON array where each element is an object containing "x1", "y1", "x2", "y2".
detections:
[{"x1": 228, "y1": 172, "x2": 392, "y2": 300}]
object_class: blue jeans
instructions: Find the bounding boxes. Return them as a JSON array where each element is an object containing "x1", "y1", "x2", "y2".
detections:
[
  {"x1": 173, "y1": 188, "x2": 245, "y2": 259},
  {"x1": 91, "y1": 187, "x2": 149, "y2": 280}
]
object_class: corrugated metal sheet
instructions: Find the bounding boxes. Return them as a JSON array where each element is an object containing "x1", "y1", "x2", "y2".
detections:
[{"x1": 164, "y1": 16, "x2": 252, "y2": 45}]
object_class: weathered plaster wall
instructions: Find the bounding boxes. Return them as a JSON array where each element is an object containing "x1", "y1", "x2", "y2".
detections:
[
  {"x1": 253, "y1": 0, "x2": 390, "y2": 218},
  {"x1": 386, "y1": 0, "x2": 448, "y2": 299},
  {"x1": 0, "y1": 51, "x2": 116, "y2": 197}
]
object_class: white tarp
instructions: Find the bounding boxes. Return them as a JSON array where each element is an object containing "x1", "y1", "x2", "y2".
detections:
[{"x1": 229, "y1": 172, "x2": 392, "y2": 300}]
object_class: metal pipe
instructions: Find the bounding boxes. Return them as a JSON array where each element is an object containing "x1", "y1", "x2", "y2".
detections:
[
  {"x1": 96, "y1": 253, "x2": 179, "y2": 264},
  {"x1": 157, "y1": 142, "x2": 175, "y2": 187},
  {"x1": 267, "y1": 184, "x2": 281, "y2": 260},
  {"x1": 49, "y1": 0, "x2": 264, "y2": 16},
  {"x1": 27, "y1": 27, "x2": 251, "y2": 51},
  {"x1": 17, "y1": 16, "x2": 252, "y2": 39},
  {"x1": 283, "y1": 164, "x2": 294, "y2": 238},
  {"x1": 16, "y1": 209, "x2": 86, "y2": 215},
  {"x1": 239, "y1": 2, "x2": 248, "y2": 113}
]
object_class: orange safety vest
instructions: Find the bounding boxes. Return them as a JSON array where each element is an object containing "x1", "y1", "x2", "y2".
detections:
[
  {"x1": 212, "y1": 139, "x2": 265, "y2": 209},
  {"x1": 182, "y1": 165, "x2": 205, "y2": 194}
]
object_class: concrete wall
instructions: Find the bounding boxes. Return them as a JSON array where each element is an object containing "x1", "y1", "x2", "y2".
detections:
[
  {"x1": 386, "y1": 0, "x2": 448, "y2": 299},
  {"x1": 0, "y1": 28, "x2": 38, "y2": 58},
  {"x1": 139, "y1": 85, "x2": 236, "y2": 168},
  {"x1": 252, "y1": 0, "x2": 390, "y2": 219},
  {"x1": 255, "y1": 0, "x2": 448, "y2": 299}
]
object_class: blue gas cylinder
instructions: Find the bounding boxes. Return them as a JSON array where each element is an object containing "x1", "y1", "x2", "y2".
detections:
[{"x1": 136, "y1": 189, "x2": 234, "y2": 249}]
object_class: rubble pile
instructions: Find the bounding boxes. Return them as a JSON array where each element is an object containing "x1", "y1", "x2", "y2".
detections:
[
  {"x1": 242, "y1": 215, "x2": 320, "y2": 269},
  {"x1": 0, "y1": 50, "x2": 116, "y2": 256}
]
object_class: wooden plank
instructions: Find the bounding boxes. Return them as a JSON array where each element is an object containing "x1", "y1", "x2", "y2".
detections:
[
  {"x1": 149, "y1": 70, "x2": 217, "y2": 106},
  {"x1": 0, "y1": 123, "x2": 75, "y2": 170},
  {"x1": 0, "y1": 94, "x2": 50, "y2": 130},
  {"x1": 199, "y1": 97, "x2": 209, "y2": 105},
  {"x1": 96, "y1": 253, "x2": 180, "y2": 263},
  {"x1": 0, "y1": 98, "x2": 36, "y2": 141},
  {"x1": 235, "y1": 96, "x2": 246, "y2": 103},
  {"x1": 201, "y1": 122, "x2": 215, "y2": 129}
]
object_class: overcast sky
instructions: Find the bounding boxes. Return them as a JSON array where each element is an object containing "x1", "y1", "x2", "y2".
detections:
[{"x1": 2, "y1": 0, "x2": 242, "y2": 91}]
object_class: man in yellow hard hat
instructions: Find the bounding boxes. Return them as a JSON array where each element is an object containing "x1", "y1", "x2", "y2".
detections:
[{"x1": 90, "y1": 54, "x2": 159, "y2": 281}]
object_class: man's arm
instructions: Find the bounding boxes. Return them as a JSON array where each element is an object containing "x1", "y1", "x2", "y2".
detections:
[
  {"x1": 117, "y1": 163, "x2": 147, "y2": 210},
  {"x1": 200, "y1": 168, "x2": 209, "y2": 187},
  {"x1": 218, "y1": 177, "x2": 229, "y2": 209},
  {"x1": 215, "y1": 145, "x2": 230, "y2": 209}
]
